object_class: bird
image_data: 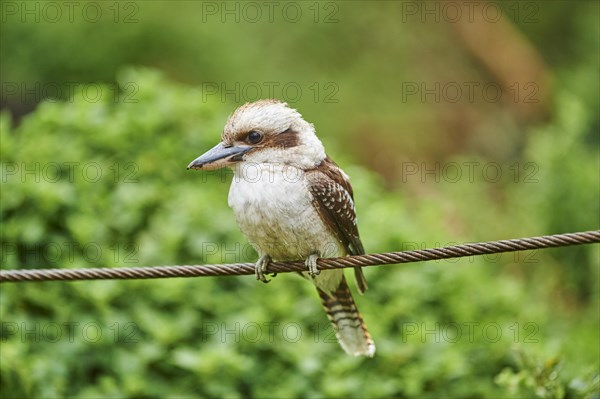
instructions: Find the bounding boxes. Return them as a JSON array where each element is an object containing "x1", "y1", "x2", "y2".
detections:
[{"x1": 187, "y1": 99, "x2": 375, "y2": 357}]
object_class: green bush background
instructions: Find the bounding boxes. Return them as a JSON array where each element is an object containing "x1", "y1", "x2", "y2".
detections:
[{"x1": 1, "y1": 1, "x2": 599, "y2": 398}]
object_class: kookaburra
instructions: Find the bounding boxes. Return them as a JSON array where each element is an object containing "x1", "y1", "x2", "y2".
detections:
[{"x1": 187, "y1": 99, "x2": 375, "y2": 357}]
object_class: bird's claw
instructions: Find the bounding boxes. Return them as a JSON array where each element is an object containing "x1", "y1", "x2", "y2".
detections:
[
  {"x1": 255, "y1": 254, "x2": 274, "y2": 283},
  {"x1": 306, "y1": 253, "x2": 320, "y2": 278}
]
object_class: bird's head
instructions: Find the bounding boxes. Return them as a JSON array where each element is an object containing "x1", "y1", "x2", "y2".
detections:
[{"x1": 187, "y1": 99, "x2": 326, "y2": 171}]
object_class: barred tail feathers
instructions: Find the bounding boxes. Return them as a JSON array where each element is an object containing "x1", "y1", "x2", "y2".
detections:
[{"x1": 317, "y1": 276, "x2": 375, "y2": 357}]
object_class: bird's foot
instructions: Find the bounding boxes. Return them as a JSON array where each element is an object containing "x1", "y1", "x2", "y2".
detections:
[
  {"x1": 306, "y1": 253, "x2": 320, "y2": 278},
  {"x1": 255, "y1": 254, "x2": 274, "y2": 283}
]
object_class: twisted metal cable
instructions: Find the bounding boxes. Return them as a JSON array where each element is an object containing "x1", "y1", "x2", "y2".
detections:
[{"x1": 1, "y1": 230, "x2": 599, "y2": 283}]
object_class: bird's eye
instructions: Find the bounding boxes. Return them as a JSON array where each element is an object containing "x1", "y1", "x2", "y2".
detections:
[{"x1": 247, "y1": 131, "x2": 263, "y2": 144}]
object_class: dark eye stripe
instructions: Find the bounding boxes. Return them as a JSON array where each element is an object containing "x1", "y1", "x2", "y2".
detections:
[{"x1": 270, "y1": 128, "x2": 299, "y2": 148}]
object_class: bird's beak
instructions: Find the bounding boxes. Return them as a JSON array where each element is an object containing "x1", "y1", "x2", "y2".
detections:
[{"x1": 187, "y1": 142, "x2": 251, "y2": 170}]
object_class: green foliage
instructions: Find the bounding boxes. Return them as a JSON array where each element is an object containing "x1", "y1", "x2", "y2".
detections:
[
  {"x1": 1, "y1": 69, "x2": 598, "y2": 398},
  {"x1": 496, "y1": 350, "x2": 599, "y2": 399}
]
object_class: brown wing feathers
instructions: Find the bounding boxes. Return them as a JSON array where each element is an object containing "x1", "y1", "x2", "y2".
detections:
[
  {"x1": 305, "y1": 157, "x2": 368, "y2": 293},
  {"x1": 305, "y1": 157, "x2": 375, "y2": 356}
]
